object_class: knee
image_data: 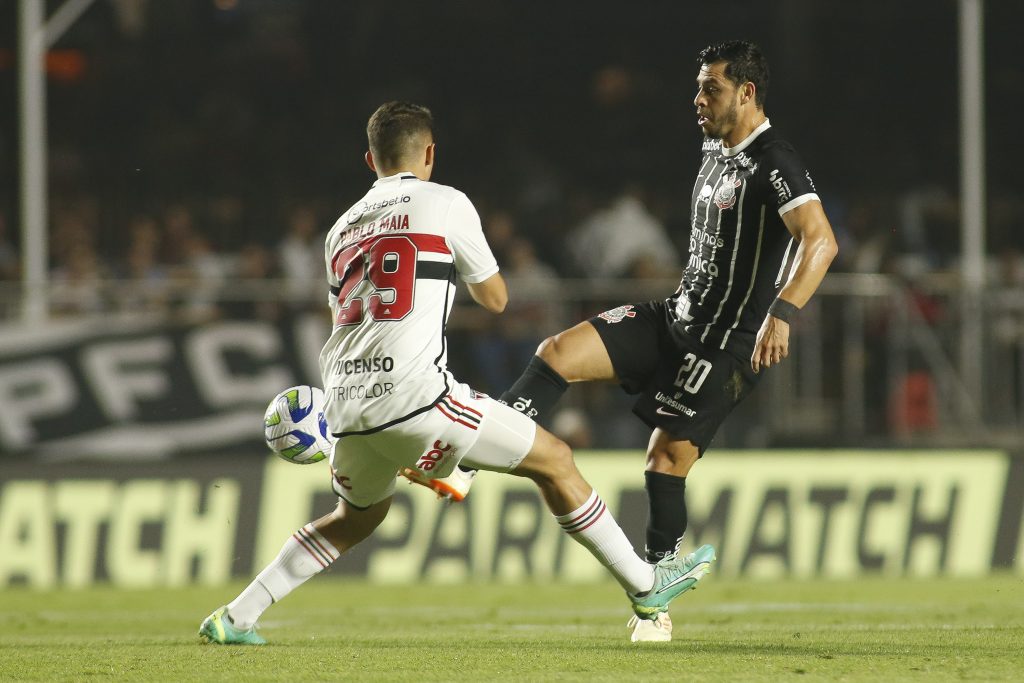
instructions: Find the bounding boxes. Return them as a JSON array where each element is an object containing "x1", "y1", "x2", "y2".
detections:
[
  {"x1": 320, "y1": 497, "x2": 390, "y2": 549},
  {"x1": 646, "y1": 442, "x2": 700, "y2": 476},
  {"x1": 536, "y1": 334, "x2": 566, "y2": 372},
  {"x1": 523, "y1": 435, "x2": 576, "y2": 484},
  {"x1": 547, "y1": 438, "x2": 574, "y2": 475}
]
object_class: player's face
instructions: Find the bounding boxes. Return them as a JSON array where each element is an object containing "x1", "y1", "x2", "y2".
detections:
[{"x1": 694, "y1": 62, "x2": 739, "y2": 140}]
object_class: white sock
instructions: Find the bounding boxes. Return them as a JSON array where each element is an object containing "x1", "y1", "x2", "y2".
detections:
[
  {"x1": 227, "y1": 524, "x2": 340, "y2": 628},
  {"x1": 555, "y1": 490, "x2": 654, "y2": 595}
]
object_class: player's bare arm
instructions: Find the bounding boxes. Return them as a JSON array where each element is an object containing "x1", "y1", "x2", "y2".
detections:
[
  {"x1": 752, "y1": 200, "x2": 838, "y2": 372},
  {"x1": 466, "y1": 272, "x2": 508, "y2": 313}
]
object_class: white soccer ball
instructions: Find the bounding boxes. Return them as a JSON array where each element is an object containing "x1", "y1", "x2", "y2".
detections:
[{"x1": 263, "y1": 385, "x2": 335, "y2": 464}]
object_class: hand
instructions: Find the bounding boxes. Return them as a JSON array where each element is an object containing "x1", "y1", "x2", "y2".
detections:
[{"x1": 751, "y1": 315, "x2": 790, "y2": 373}]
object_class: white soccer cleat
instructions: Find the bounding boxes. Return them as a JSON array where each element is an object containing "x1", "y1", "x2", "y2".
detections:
[
  {"x1": 398, "y1": 466, "x2": 476, "y2": 502},
  {"x1": 627, "y1": 612, "x2": 672, "y2": 642}
]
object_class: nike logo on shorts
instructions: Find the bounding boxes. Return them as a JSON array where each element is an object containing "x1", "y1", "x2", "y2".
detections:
[{"x1": 655, "y1": 407, "x2": 679, "y2": 417}]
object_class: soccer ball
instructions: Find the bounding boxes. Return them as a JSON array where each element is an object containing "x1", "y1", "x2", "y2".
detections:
[{"x1": 263, "y1": 385, "x2": 335, "y2": 464}]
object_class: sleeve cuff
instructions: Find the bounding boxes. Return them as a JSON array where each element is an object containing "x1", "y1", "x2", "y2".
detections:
[
  {"x1": 460, "y1": 264, "x2": 499, "y2": 284},
  {"x1": 778, "y1": 193, "x2": 819, "y2": 216}
]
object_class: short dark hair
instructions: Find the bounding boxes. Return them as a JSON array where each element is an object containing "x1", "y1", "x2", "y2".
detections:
[
  {"x1": 366, "y1": 101, "x2": 434, "y2": 170},
  {"x1": 697, "y1": 40, "x2": 770, "y2": 109}
]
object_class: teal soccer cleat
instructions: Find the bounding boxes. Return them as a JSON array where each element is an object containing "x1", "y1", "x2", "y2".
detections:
[
  {"x1": 629, "y1": 544, "x2": 716, "y2": 620},
  {"x1": 198, "y1": 606, "x2": 267, "y2": 645}
]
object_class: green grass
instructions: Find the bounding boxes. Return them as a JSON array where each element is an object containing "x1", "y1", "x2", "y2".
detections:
[{"x1": 1, "y1": 576, "x2": 1022, "y2": 682}]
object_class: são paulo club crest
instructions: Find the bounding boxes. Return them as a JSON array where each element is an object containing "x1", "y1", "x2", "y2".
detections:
[
  {"x1": 714, "y1": 172, "x2": 743, "y2": 210},
  {"x1": 598, "y1": 304, "x2": 637, "y2": 324}
]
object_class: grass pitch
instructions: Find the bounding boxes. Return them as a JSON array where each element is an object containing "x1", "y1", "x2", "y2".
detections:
[{"x1": 1, "y1": 575, "x2": 1021, "y2": 682}]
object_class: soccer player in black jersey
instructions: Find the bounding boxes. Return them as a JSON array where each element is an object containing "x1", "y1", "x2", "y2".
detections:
[{"x1": 417, "y1": 40, "x2": 838, "y2": 641}]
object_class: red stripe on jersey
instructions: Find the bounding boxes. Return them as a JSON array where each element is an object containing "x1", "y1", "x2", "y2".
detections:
[{"x1": 406, "y1": 233, "x2": 451, "y2": 254}]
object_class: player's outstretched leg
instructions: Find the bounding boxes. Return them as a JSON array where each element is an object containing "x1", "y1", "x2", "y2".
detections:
[
  {"x1": 198, "y1": 497, "x2": 389, "y2": 645},
  {"x1": 627, "y1": 544, "x2": 716, "y2": 620},
  {"x1": 508, "y1": 426, "x2": 656, "y2": 597}
]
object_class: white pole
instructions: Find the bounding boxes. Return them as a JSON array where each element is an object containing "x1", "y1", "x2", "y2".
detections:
[
  {"x1": 958, "y1": 0, "x2": 985, "y2": 418},
  {"x1": 18, "y1": 0, "x2": 47, "y2": 323},
  {"x1": 17, "y1": 0, "x2": 98, "y2": 324}
]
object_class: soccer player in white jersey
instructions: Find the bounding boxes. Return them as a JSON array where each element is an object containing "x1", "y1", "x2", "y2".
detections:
[{"x1": 199, "y1": 101, "x2": 716, "y2": 645}]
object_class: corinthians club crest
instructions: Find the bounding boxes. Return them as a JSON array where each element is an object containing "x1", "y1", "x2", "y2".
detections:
[
  {"x1": 714, "y1": 172, "x2": 743, "y2": 210},
  {"x1": 598, "y1": 304, "x2": 637, "y2": 324}
]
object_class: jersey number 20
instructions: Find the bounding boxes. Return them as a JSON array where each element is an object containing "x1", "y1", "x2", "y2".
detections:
[
  {"x1": 674, "y1": 353, "x2": 712, "y2": 394},
  {"x1": 333, "y1": 235, "x2": 416, "y2": 326}
]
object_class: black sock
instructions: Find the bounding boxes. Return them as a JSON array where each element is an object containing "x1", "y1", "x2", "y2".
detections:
[
  {"x1": 498, "y1": 355, "x2": 569, "y2": 425},
  {"x1": 644, "y1": 471, "x2": 687, "y2": 563},
  {"x1": 458, "y1": 356, "x2": 568, "y2": 474}
]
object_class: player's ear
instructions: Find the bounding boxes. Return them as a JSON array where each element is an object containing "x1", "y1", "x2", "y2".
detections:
[
  {"x1": 742, "y1": 82, "x2": 756, "y2": 106},
  {"x1": 424, "y1": 142, "x2": 435, "y2": 168},
  {"x1": 365, "y1": 151, "x2": 377, "y2": 173}
]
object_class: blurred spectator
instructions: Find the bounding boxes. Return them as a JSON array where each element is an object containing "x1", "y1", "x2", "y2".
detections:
[
  {"x1": 162, "y1": 204, "x2": 199, "y2": 268},
  {"x1": 50, "y1": 244, "x2": 108, "y2": 316},
  {"x1": 838, "y1": 199, "x2": 894, "y2": 274},
  {"x1": 471, "y1": 236, "x2": 562, "y2": 391},
  {"x1": 989, "y1": 249, "x2": 1024, "y2": 423},
  {"x1": 50, "y1": 204, "x2": 98, "y2": 270},
  {"x1": 897, "y1": 187, "x2": 959, "y2": 269},
  {"x1": 179, "y1": 234, "x2": 228, "y2": 321},
  {"x1": 115, "y1": 215, "x2": 170, "y2": 312},
  {"x1": 277, "y1": 203, "x2": 324, "y2": 308},
  {"x1": 991, "y1": 248, "x2": 1024, "y2": 288},
  {"x1": 223, "y1": 242, "x2": 280, "y2": 320},
  {"x1": 567, "y1": 187, "x2": 680, "y2": 279}
]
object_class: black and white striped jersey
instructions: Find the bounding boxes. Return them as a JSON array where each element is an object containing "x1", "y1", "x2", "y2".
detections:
[{"x1": 670, "y1": 120, "x2": 819, "y2": 360}]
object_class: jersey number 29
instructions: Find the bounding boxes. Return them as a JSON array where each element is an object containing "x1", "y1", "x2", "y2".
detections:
[{"x1": 333, "y1": 235, "x2": 416, "y2": 326}]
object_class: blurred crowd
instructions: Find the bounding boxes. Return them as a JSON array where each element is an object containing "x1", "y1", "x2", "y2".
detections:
[{"x1": 2, "y1": 1, "x2": 1023, "y2": 445}]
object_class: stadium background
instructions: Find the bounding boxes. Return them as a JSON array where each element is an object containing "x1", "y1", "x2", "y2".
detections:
[{"x1": 1, "y1": 0, "x2": 1023, "y2": 590}]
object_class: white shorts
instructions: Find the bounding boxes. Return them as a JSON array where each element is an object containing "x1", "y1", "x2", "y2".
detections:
[{"x1": 329, "y1": 381, "x2": 537, "y2": 508}]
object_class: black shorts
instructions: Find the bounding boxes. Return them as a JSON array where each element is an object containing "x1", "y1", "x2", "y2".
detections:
[{"x1": 589, "y1": 300, "x2": 759, "y2": 454}]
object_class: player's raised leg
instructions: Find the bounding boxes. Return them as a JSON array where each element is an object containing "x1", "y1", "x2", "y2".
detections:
[
  {"x1": 500, "y1": 320, "x2": 616, "y2": 422},
  {"x1": 199, "y1": 496, "x2": 390, "y2": 645}
]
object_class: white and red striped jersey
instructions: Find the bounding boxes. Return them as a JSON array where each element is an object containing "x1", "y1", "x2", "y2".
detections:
[{"x1": 318, "y1": 173, "x2": 499, "y2": 436}]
